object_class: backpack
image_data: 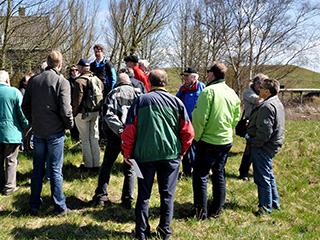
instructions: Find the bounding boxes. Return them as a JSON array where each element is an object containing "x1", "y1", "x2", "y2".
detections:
[{"x1": 82, "y1": 74, "x2": 104, "y2": 111}]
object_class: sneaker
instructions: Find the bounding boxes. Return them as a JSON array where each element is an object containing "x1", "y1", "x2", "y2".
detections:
[
  {"x1": 55, "y1": 208, "x2": 73, "y2": 217},
  {"x1": 3, "y1": 185, "x2": 20, "y2": 195}
]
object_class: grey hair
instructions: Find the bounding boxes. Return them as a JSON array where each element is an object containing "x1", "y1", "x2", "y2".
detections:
[
  {"x1": 139, "y1": 59, "x2": 150, "y2": 68},
  {"x1": 190, "y1": 73, "x2": 199, "y2": 80},
  {"x1": 0, "y1": 70, "x2": 9, "y2": 84}
]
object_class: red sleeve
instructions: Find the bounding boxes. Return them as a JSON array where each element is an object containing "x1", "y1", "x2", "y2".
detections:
[
  {"x1": 133, "y1": 65, "x2": 150, "y2": 92},
  {"x1": 179, "y1": 116, "x2": 195, "y2": 156},
  {"x1": 121, "y1": 116, "x2": 138, "y2": 159}
]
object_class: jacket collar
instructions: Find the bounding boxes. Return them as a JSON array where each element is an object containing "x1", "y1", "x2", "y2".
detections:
[
  {"x1": 45, "y1": 66, "x2": 60, "y2": 75},
  {"x1": 259, "y1": 95, "x2": 279, "y2": 106},
  {"x1": 151, "y1": 86, "x2": 167, "y2": 92},
  {"x1": 207, "y1": 79, "x2": 225, "y2": 87},
  {"x1": 180, "y1": 81, "x2": 198, "y2": 93}
]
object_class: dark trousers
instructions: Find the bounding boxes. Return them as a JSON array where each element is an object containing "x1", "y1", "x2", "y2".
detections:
[
  {"x1": 182, "y1": 141, "x2": 196, "y2": 175},
  {"x1": 94, "y1": 132, "x2": 135, "y2": 203},
  {"x1": 135, "y1": 158, "x2": 180, "y2": 240},
  {"x1": 70, "y1": 125, "x2": 79, "y2": 142},
  {"x1": 0, "y1": 143, "x2": 19, "y2": 194},
  {"x1": 193, "y1": 140, "x2": 232, "y2": 219},
  {"x1": 239, "y1": 141, "x2": 251, "y2": 177}
]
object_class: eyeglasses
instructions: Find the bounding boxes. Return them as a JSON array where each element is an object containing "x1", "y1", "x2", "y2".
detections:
[
  {"x1": 71, "y1": 69, "x2": 78, "y2": 72},
  {"x1": 260, "y1": 86, "x2": 268, "y2": 90}
]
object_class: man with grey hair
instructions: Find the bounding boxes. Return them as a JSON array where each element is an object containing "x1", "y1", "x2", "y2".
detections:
[
  {"x1": 247, "y1": 78, "x2": 285, "y2": 216},
  {"x1": 119, "y1": 67, "x2": 147, "y2": 94},
  {"x1": 22, "y1": 50, "x2": 74, "y2": 216},
  {"x1": 238, "y1": 73, "x2": 268, "y2": 181},
  {"x1": 139, "y1": 59, "x2": 150, "y2": 75},
  {"x1": 92, "y1": 72, "x2": 140, "y2": 208},
  {"x1": 0, "y1": 71, "x2": 28, "y2": 195},
  {"x1": 176, "y1": 67, "x2": 206, "y2": 178},
  {"x1": 72, "y1": 59, "x2": 104, "y2": 171}
]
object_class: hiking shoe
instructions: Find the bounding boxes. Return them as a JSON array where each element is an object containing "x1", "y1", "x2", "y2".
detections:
[
  {"x1": 30, "y1": 209, "x2": 39, "y2": 216},
  {"x1": 238, "y1": 175, "x2": 249, "y2": 181},
  {"x1": 55, "y1": 208, "x2": 73, "y2": 217},
  {"x1": 79, "y1": 164, "x2": 91, "y2": 171},
  {"x1": 209, "y1": 208, "x2": 222, "y2": 219},
  {"x1": 254, "y1": 207, "x2": 270, "y2": 217},
  {"x1": 121, "y1": 201, "x2": 132, "y2": 209},
  {"x1": 94, "y1": 197, "x2": 111, "y2": 207}
]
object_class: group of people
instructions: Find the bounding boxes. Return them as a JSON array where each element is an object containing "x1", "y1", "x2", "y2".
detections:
[{"x1": 0, "y1": 43, "x2": 285, "y2": 239}]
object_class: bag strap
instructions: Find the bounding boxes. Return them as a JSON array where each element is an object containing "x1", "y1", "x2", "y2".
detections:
[{"x1": 240, "y1": 111, "x2": 245, "y2": 120}]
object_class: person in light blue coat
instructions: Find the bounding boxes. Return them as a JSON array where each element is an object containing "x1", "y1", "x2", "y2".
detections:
[
  {"x1": 0, "y1": 70, "x2": 28, "y2": 195},
  {"x1": 176, "y1": 67, "x2": 206, "y2": 177}
]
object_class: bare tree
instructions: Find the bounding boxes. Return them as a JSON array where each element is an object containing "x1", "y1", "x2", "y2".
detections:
[
  {"x1": 104, "y1": 0, "x2": 174, "y2": 71},
  {"x1": 170, "y1": 0, "x2": 320, "y2": 96},
  {"x1": 50, "y1": 0, "x2": 99, "y2": 67}
]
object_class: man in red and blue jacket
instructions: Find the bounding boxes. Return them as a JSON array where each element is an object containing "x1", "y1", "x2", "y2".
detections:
[
  {"x1": 176, "y1": 67, "x2": 206, "y2": 178},
  {"x1": 121, "y1": 69, "x2": 194, "y2": 240}
]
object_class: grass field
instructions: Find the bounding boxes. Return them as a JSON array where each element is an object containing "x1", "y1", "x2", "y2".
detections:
[{"x1": 0, "y1": 121, "x2": 319, "y2": 239}]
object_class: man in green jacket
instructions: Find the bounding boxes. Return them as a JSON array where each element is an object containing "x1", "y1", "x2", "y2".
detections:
[
  {"x1": 0, "y1": 71, "x2": 29, "y2": 195},
  {"x1": 192, "y1": 61, "x2": 240, "y2": 219}
]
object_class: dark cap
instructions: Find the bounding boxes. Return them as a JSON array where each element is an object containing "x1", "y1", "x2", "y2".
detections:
[
  {"x1": 124, "y1": 55, "x2": 139, "y2": 63},
  {"x1": 77, "y1": 58, "x2": 90, "y2": 66},
  {"x1": 180, "y1": 67, "x2": 198, "y2": 75}
]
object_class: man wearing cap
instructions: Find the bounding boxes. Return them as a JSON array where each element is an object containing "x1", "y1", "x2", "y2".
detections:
[
  {"x1": 176, "y1": 67, "x2": 206, "y2": 178},
  {"x1": 90, "y1": 44, "x2": 117, "y2": 96},
  {"x1": 238, "y1": 73, "x2": 267, "y2": 181},
  {"x1": 192, "y1": 61, "x2": 240, "y2": 220},
  {"x1": 72, "y1": 59, "x2": 104, "y2": 171},
  {"x1": 124, "y1": 55, "x2": 150, "y2": 92}
]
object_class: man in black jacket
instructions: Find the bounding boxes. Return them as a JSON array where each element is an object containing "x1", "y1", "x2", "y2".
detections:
[{"x1": 22, "y1": 50, "x2": 74, "y2": 216}]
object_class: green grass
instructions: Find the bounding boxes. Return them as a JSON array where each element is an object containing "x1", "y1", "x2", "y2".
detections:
[{"x1": 0, "y1": 121, "x2": 320, "y2": 239}]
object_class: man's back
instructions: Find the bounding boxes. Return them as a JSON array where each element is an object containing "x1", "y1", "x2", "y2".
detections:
[
  {"x1": 105, "y1": 82, "x2": 140, "y2": 136},
  {"x1": 22, "y1": 68, "x2": 73, "y2": 136},
  {"x1": 123, "y1": 90, "x2": 191, "y2": 162},
  {"x1": 192, "y1": 81, "x2": 240, "y2": 145}
]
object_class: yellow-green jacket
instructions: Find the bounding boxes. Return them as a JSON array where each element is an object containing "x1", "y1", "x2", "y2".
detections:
[{"x1": 192, "y1": 80, "x2": 240, "y2": 145}]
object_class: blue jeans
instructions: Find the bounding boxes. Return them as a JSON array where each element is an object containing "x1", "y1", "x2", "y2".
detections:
[
  {"x1": 29, "y1": 131, "x2": 67, "y2": 214},
  {"x1": 94, "y1": 132, "x2": 136, "y2": 203},
  {"x1": 135, "y1": 158, "x2": 180, "y2": 240},
  {"x1": 251, "y1": 148, "x2": 280, "y2": 213},
  {"x1": 193, "y1": 141, "x2": 232, "y2": 219}
]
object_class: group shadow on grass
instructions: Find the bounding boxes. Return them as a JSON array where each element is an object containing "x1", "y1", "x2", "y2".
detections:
[
  {"x1": 3, "y1": 189, "x2": 254, "y2": 239},
  {"x1": 4, "y1": 147, "x2": 251, "y2": 239}
]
